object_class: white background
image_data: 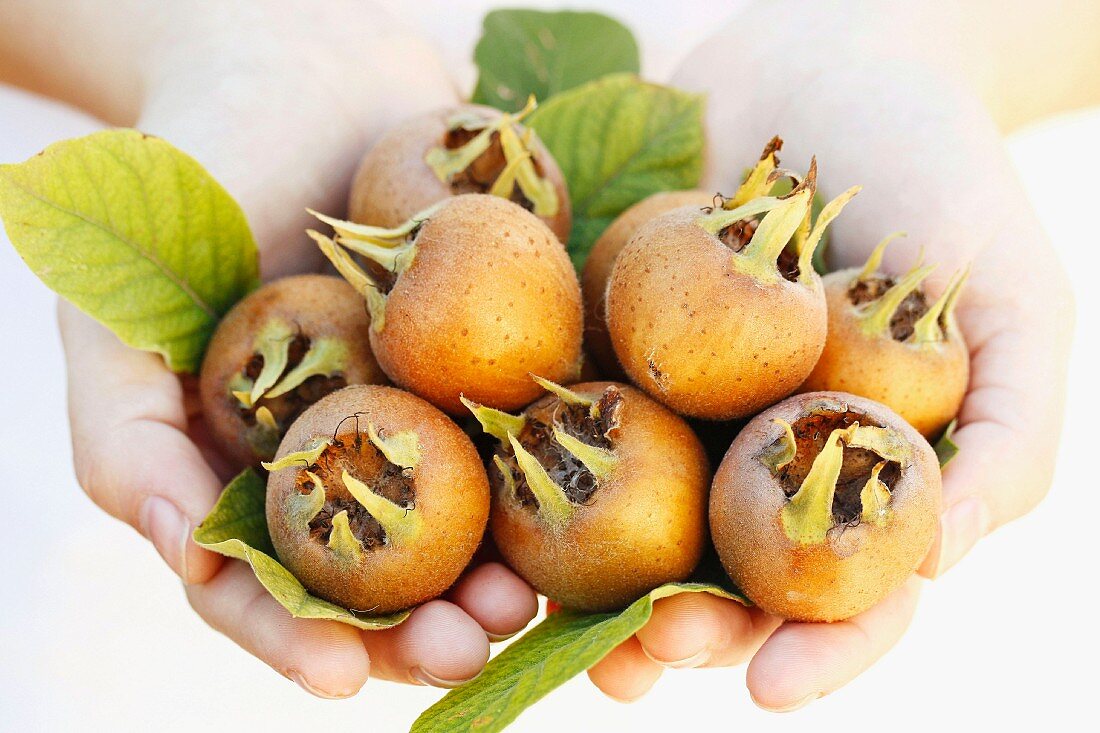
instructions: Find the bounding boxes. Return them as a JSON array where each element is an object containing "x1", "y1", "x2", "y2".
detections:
[{"x1": 0, "y1": 3, "x2": 1096, "y2": 730}]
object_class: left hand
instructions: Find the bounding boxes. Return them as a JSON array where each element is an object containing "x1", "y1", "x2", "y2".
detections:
[{"x1": 587, "y1": 2, "x2": 1073, "y2": 709}]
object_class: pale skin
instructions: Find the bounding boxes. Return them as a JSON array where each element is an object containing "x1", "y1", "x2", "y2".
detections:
[{"x1": 0, "y1": 0, "x2": 1089, "y2": 709}]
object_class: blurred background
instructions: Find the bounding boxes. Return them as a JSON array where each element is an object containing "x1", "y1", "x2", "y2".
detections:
[{"x1": 1, "y1": 2, "x2": 1096, "y2": 730}]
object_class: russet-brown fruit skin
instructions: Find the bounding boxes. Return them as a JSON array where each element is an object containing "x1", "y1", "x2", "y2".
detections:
[
  {"x1": 348, "y1": 104, "x2": 572, "y2": 242},
  {"x1": 200, "y1": 275, "x2": 386, "y2": 467},
  {"x1": 800, "y1": 270, "x2": 969, "y2": 438},
  {"x1": 582, "y1": 190, "x2": 712, "y2": 378},
  {"x1": 374, "y1": 194, "x2": 582, "y2": 415},
  {"x1": 492, "y1": 382, "x2": 710, "y2": 612},
  {"x1": 606, "y1": 207, "x2": 827, "y2": 420},
  {"x1": 710, "y1": 392, "x2": 941, "y2": 622},
  {"x1": 266, "y1": 385, "x2": 490, "y2": 614}
]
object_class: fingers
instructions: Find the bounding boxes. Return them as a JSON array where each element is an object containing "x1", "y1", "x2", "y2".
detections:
[
  {"x1": 587, "y1": 594, "x2": 780, "y2": 703},
  {"x1": 59, "y1": 302, "x2": 223, "y2": 584},
  {"x1": 186, "y1": 560, "x2": 371, "y2": 699},
  {"x1": 587, "y1": 636, "x2": 663, "y2": 703},
  {"x1": 361, "y1": 600, "x2": 491, "y2": 688},
  {"x1": 447, "y1": 562, "x2": 539, "y2": 641},
  {"x1": 921, "y1": 314, "x2": 1069, "y2": 577},
  {"x1": 187, "y1": 563, "x2": 495, "y2": 695},
  {"x1": 746, "y1": 576, "x2": 922, "y2": 712},
  {"x1": 635, "y1": 593, "x2": 780, "y2": 669}
]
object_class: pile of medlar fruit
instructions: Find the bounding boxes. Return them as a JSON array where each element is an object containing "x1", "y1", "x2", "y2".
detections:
[{"x1": 200, "y1": 111, "x2": 966, "y2": 623}]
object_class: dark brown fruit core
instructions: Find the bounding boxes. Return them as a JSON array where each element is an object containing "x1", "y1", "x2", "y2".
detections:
[
  {"x1": 296, "y1": 434, "x2": 415, "y2": 548},
  {"x1": 766, "y1": 408, "x2": 901, "y2": 525},
  {"x1": 442, "y1": 126, "x2": 537, "y2": 212},
  {"x1": 719, "y1": 217, "x2": 800, "y2": 282},
  {"x1": 848, "y1": 275, "x2": 930, "y2": 341},
  {"x1": 494, "y1": 387, "x2": 624, "y2": 508},
  {"x1": 238, "y1": 334, "x2": 347, "y2": 429}
]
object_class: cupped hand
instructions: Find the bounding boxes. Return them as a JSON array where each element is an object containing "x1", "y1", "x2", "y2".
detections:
[
  {"x1": 588, "y1": 8, "x2": 1074, "y2": 709},
  {"x1": 58, "y1": 3, "x2": 538, "y2": 698}
]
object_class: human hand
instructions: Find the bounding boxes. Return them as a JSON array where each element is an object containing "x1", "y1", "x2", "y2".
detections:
[
  {"x1": 52, "y1": 0, "x2": 539, "y2": 698},
  {"x1": 587, "y1": 3, "x2": 1074, "y2": 709}
]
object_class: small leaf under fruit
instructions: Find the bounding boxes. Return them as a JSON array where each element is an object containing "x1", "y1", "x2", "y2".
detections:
[
  {"x1": 412, "y1": 582, "x2": 746, "y2": 733},
  {"x1": 193, "y1": 469, "x2": 409, "y2": 631},
  {"x1": 934, "y1": 419, "x2": 960, "y2": 467}
]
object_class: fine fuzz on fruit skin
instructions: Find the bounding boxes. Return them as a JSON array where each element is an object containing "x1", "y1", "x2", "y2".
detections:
[
  {"x1": 265, "y1": 385, "x2": 489, "y2": 614},
  {"x1": 348, "y1": 100, "x2": 571, "y2": 242},
  {"x1": 309, "y1": 194, "x2": 583, "y2": 415},
  {"x1": 800, "y1": 236, "x2": 970, "y2": 438},
  {"x1": 606, "y1": 148, "x2": 861, "y2": 420},
  {"x1": 710, "y1": 391, "x2": 941, "y2": 622},
  {"x1": 582, "y1": 189, "x2": 713, "y2": 378},
  {"x1": 466, "y1": 377, "x2": 710, "y2": 612},
  {"x1": 199, "y1": 275, "x2": 386, "y2": 467}
]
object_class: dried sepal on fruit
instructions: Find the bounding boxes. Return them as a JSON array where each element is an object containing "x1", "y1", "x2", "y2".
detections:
[
  {"x1": 309, "y1": 194, "x2": 583, "y2": 415},
  {"x1": 710, "y1": 392, "x2": 941, "y2": 622},
  {"x1": 465, "y1": 376, "x2": 709, "y2": 612},
  {"x1": 348, "y1": 101, "x2": 571, "y2": 242},
  {"x1": 265, "y1": 385, "x2": 489, "y2": 614},
  {"x1": 800, "y1": 235, "x2": 971, "y2": 437},
  {"x1": 200, "y1": 275, "x2": 387, "y2": 467},
  {"x1": 606, "y1": 140, "x2": 861, "y2": 420}
]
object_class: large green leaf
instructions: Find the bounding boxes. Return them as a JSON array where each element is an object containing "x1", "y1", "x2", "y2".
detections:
[
  {"x1": 0, "y1": 129, "x2": 259, "y2": 373},
  {"x1": 472, "y1": 9, "x2": 639, "y2": 111},
  {"x1": 527, "y1": 74, "x2": 705, "y2": 268},
  {"x1": 412, "y1": 582, "x2": 746, "y2": 733},
  {"x1": 194, "y1": 469, "x2": 409, "y2": 631}
]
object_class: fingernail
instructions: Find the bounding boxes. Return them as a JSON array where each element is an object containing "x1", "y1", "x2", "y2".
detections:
[
  {"x1": 932, "y1": 497, "x2": 991, "y2": 578},
  {"x1": 289, "y1": 670, "x2": 355, "y2": 700},
  {"x1": 487, "y1": 631, "x2": 517, "y2": 643},
  {"x1": 643, "y1": 645, "x2": 711, "y2": 669},
  {"x1": 410, "y1": 667, "x2": 478, "y2": 689},
  {"x1": 139, "y1": 497, "x2": 190, "y2": 582},
  {"x1": 751, "y1": 691, "x2": 821, "y2": 713}
]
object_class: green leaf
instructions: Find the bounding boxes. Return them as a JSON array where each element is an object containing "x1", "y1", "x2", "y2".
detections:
[
  {"x1": 527, "y1": 74, "x2": 705, "y2": 268},
  {"x1": 194, "y1": 469, "x2": 410, "y2": 631},
  {"x1": 0, "y1": 129, "x2": 260, "y2": 373},
  {"x1": 472, "y1": 9, "x2": 640, "y2": 111},
  {"x1": 934, "y1": 419, "x2": 960, "y2": 468},
  {"x1": 412, "y1": 582, "x2": 746, "y2": 733}
]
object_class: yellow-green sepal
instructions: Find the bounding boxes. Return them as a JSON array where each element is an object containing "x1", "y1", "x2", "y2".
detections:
[{"x1": 194, "y1": 469, "x2": 410, "y2": 630}]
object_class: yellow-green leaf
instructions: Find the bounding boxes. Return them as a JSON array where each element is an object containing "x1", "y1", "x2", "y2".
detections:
[
  {"x1": 193, "y1": 469, "x2": 409, "y2": 631},
  {"x1": 527, "y1": 75, "x2": 705, "y2": 268},
  {"x1": 0, "y1": 129, "x2": 259, "y2": 373}
]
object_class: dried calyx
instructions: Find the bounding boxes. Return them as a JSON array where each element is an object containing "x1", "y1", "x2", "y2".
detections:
[
  {"x1": 424, "y1": 96, "x2": 559, "y2": 217},
  {"x1": 849, "y1": 235, "x2": 971, "y2": 344},
  {"x1": 262, "y1": 425, "x2": 423, "y2": 564},
  {"x1": 697, "y1": 137, "x2": 861, "y2": 286},
  {"x1": 464, "y1": 377, "x2": 623, "y2": 530},
  {"x1": 228, "y1": 320, "x2": 349, "y2": 458},
  {"x1": 307, "y1": 205, "x2": 442, "y2": 333},
  {"x1": 760, "y1": 407, "x2": 912, "y2": 544}
]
